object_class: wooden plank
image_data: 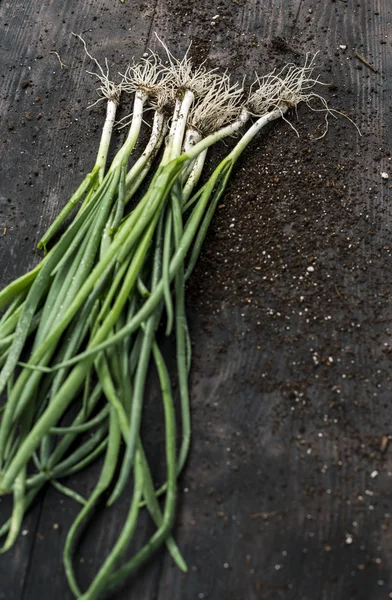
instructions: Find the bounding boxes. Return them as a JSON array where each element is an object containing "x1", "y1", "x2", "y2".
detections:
[{"x1": 0, "y1": 0, "x2": 392, "y2": 599}]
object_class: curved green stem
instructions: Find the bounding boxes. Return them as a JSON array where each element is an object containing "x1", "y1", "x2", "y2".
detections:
[
  {"x1": 63, "y1": 408, "x2": 121, "y2": 598},
  {"x1": 104, "y1": 340, "x2": 178, "y2": 591}
]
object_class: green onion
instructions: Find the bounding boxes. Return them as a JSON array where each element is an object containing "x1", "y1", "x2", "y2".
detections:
[{"x1": 0, "y1": 43, "x2": 353, "y2": 600}]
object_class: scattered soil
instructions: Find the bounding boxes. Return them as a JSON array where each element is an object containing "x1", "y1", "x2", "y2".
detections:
[{"x1": 1, "y1": 1, "x2": 392, "y2": 599}]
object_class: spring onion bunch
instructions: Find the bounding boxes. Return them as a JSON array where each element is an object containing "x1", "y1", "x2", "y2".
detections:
[{"x1": 0, "y1": 41, "x2": 343, "y2": 599}]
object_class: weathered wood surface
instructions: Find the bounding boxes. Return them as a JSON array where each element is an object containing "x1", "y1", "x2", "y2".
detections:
[{"x1": 0, "y1": 0, "x2": 392, "y2": 598}]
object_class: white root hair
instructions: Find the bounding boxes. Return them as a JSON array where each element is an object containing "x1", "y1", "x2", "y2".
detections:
[
  {"x1": 120, "y1": 51, "x2": 173, "y2": 111},
  {"x1": 248, "y1": 54, "x2": 321, "y2": 115},
  {"x1": 189, "y1": 74, "x2": 244, "y2": 135},
  {"x1": 155, "y1": 35, "x2": 218, "y2": 98},
  {"x1": 117, "y1": 52, "x2": 173, "y2": 130},
  {"x1": 72, "y1": 33, "x2": 122, "y2": 105},
  {"x1": 248, "y1": 53, "x2": 360, "y2": 138}
]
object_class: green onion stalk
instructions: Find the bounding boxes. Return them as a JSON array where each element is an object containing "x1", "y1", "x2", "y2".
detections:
[{"x1": 0, "y1": 46, "x2": 123, "y2": 322}]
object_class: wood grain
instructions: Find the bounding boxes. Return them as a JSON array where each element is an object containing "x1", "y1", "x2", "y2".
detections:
[{"x1": 0, "y1": 0, "x2": 392, "y2": 599}]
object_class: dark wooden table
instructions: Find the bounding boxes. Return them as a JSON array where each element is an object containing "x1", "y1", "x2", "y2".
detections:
[{"x1": 1, "y1": 1, "x2": 391, "y2": 598}]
